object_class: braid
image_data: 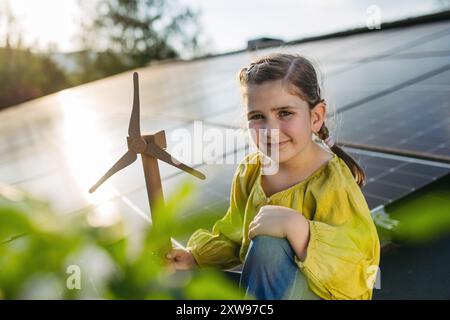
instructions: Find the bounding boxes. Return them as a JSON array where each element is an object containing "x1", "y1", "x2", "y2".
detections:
[
  {"x1": 317, "y1": 123, "x2": 330, "y2": 141},
  {"x1": 318, "y1": 123, "x2": 366, "y2": 187},
  {"x1": 238, "y1": 67, "x2": 249, "y2": 84}
]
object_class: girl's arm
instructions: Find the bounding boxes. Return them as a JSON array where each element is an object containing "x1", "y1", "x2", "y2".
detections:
[{"x1": 285, "y1": 213, "x2": 311, "y2": 262}]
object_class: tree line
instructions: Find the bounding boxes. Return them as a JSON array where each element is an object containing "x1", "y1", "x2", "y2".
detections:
[{"x1": 0, "y1": 0, "x2": 203, "y2": 110}]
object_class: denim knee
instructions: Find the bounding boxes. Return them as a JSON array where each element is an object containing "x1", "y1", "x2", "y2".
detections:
[
  {"x1": 246, "y1": 236, "x2": 294, "y2": 267},
  {"x1": 241, "y1": 236, "x2": 300, "y2": 300}
]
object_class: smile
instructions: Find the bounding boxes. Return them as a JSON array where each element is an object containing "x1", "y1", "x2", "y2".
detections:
[{"x1": 267, "y1": 140, "x2": 291, "y2": 147}]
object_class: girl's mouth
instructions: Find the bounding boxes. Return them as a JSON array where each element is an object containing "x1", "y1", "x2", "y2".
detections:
[{"x1": 267, "y1": 140, "x2": 291, "y2": 147}]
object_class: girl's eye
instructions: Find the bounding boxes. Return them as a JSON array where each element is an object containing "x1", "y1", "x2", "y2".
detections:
[
  {"x1": 248, "y1": 114, "x2": 264, "y2": 121},
  {"x1": 279, "y1": 110, "x2": 293, "y2": 118}
]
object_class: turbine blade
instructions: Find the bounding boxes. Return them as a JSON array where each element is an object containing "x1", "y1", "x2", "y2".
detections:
[
  {"x1": 89, "y1": 151, "x2": 137, "y2": 193},
  {"x1": 144, "y1": 143, "x2": 206, "y2": 180},
  {"x1": 128, "y1": 72, "x2": 141, "y2": 138}
]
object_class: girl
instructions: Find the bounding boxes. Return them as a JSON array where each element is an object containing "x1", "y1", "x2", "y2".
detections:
[{"x1": 166, "y1": 53, "x2": 380, "y2": 300}]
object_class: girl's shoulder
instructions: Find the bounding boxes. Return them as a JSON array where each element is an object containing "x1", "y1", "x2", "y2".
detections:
[
  {"x1": 309, "y1": 154, "x2": 359, "y2": 191},
  {"x1": 307, "y1": 155, "x2": 370, "y2": 217},
  {"x1": 307, "y1": 155, "x2": 365, "y2": 203}
]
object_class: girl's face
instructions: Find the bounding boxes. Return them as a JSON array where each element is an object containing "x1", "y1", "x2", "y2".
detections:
[{"x1": 244, "y1": 80, "x2": 323, "y2": 164}]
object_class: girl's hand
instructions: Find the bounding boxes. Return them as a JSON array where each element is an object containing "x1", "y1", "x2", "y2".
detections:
[
  {"x1": 166, "y1": 248, "x2": 198, "y2": 271},
  {"x1": 248, "y1": 205, "x2": 310, "y2": 261},
  {"x1": 248, "y1": 205, "x2": 300, "y2": 240}
]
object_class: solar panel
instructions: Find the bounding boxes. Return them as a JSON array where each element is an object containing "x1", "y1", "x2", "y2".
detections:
[
  {"x1": 324, "y1": 56, "x2": 450, "y2": 110},
  {"x1": 338, "y1": 69, "x2": 450, "y2": 163},
  {"x1": 347, "y1": 148, "x2": 450, "y2": 209},
  {"x1": 399, "y1": 29, "x2": 450, "y2": 54},
  {"x1": 325, "y1": 23, "x2": 450, "y2": 74}
]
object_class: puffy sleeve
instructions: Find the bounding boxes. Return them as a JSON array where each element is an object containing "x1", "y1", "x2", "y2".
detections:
[
  {"x1": 186, "y1": 155, "x2": 257, "y2": 269},
  {"x1": 296, "y1": 162, "x2": 380, "y2": 300}
]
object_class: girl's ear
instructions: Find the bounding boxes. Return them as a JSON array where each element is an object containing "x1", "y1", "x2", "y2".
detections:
[{"x1": 310, "y1": 102, "x2": 326, "y2": 134}]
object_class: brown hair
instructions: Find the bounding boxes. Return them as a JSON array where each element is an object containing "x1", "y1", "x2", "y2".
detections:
[{"x1": 238, "y1": 53, "x2": 366, "y2": 187}]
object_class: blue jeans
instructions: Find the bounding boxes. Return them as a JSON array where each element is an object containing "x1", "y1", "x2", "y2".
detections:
[{"x1": 238, "y1": 236, "x2": 320, "y2": 300}]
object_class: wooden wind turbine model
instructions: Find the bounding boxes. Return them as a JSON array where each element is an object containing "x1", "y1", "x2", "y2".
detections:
[{"x1": 89, "y1": 72, "x2": 206, "y2": 225}]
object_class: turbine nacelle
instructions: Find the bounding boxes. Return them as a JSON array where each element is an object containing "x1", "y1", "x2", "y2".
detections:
[{"x1": 127, "y1": 136, "x2": 147, "y2": 154}]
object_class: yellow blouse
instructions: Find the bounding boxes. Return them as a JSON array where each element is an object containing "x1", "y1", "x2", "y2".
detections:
[{"x1": 187, "y1": 152, "x2": 380, "y2": 300}]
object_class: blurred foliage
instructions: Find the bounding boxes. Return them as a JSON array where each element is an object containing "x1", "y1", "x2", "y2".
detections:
[
  {"x1": 385, "y1": 175, "x2": 450, "y2": 244},
  {"x1": 0, "y1": 46, "x2": 72, "y2": 110},
  {"x1": 75, "y1": 0, "x2": 202, "y2": 83},
  {"x1": 70, "y1": 50, "x2": 133, "y2": 85},
  {"x1": 0, "y1": 182, "x2": 244, "y2": 300}
]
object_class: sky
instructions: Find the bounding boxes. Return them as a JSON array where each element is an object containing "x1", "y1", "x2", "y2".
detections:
[
  {"x1": 0, "y1": 0, "x2": 447, "y2": 54},
  {"x1": 0, "y1": 0, "x2": 82, "y2": 51}
]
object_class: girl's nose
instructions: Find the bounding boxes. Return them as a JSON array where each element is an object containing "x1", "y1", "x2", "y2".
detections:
[
  {"x1": 258, "y1": 129, "x2": 281, "y2": 145},
  {"x1": 265, "y1": 119, "x2": 281, "y2": 141},
  {"x1": 264, "y1": 117, "x2": 280, "y2": 131}
]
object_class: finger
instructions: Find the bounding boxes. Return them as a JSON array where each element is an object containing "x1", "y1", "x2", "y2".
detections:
[
  {"x1": 259, "y1": 205, "x2": 275, "y2": 214},
  {"x1": 248, "y1": 229, "x2": 254, "y2": 240},
  {"x1": 249, "y1": 215, "x2": 262, "y2": 229},
  {"x1": 248, "y1": 224, "x2": 260, "y2": 240},
  {"x1": 261, "y1": 205, "x2": 284, "y2": 214},
  {"x1": 167, "y1": 248, "x2": 185, "y2": 258},
  {"x1": 253, "y1": 212, "x2": 266, "y2": 222},
  {"x1": 166, "y1": 262, "x2": 176, "y2": 274},
  {"x1": 262, "y1": 206, "x2": 281, "y2": 215},
  {"x1": 265, "y1": 204, "x2": 283, "y2": 209},
  {"x1": 254, "y1": 211, "x2": 264, "y2": 220},
  {"x1": 258, "y1": 206, "x2": 267, "y2": 214},
  {"x1": 260, "y1": 205, "x2": 276, "y2": 211},
  {"x1": 169, "y1": 258, "x2": 183, "y2": 270},
  {"x1": 167, "y1": 251, "x2": 179, "y2": 260},
  {"x1": 166, "y1": 257, "x2": 177, "y2": 265},
  {"x1": 174, "y1": 261, "x2": 190, "y2": 271}
]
